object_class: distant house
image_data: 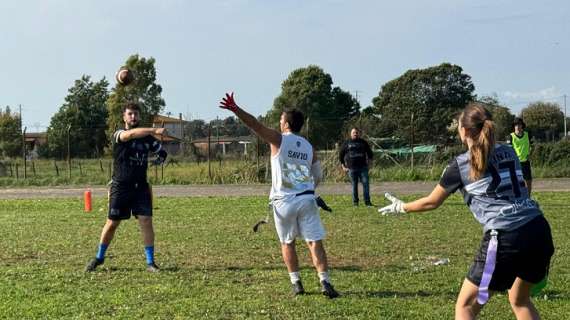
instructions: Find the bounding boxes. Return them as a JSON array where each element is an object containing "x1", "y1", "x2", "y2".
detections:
[
  {"x1": 24, "y1": 132, "x2": 47, "y2": 158},
  {"x1": 151, "y1": 114, "x2": 189, "y2": 154},
  {"x1": 191, "y1": 135, "x2": 254, "y2": 156}
]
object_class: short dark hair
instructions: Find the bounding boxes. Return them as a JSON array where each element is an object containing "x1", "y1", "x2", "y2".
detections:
[
  {"x1": 282, "y1": 109, "x2": 305, "y2": 133},
  {"x1": 122, "y1": 102, "x2": 141, "y2": 113},
  {"x1": 513, "y1": 117, "x2": 526, "y2": 129}
]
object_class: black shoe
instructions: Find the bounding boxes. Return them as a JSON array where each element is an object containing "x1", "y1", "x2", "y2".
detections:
[
  {"x1": 365, "y1": 202, "x2": 374, "y2": 207},
  {"x1": 292, "y1": 280, "x2": 305, "y2": 296},
  {"x1": 147, "y1": 262, "x2": 160, "y2": 273},
  {"x1": 321, "y1": 280, "x2": 340, "y2": 299},
  {"x1": 85, "y1": 258, "x2": 103, "y2": 272}
]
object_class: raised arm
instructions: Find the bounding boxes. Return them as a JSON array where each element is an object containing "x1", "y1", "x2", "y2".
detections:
[
  {"x1": 219, "y1": 92, "x2": 282, "y2": 153},
  {"x1": 117, "y1": 128, "x2": 167, "y2": 142}
]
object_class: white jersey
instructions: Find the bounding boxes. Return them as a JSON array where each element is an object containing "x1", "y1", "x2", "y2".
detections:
[{"x1": 270, "y1": 132, "x2": 315, "y2": 201}]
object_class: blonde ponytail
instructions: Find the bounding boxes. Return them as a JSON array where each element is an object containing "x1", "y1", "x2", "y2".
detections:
[{"x1": 469, "y1": 119, "x2": 495, "y2": 180}]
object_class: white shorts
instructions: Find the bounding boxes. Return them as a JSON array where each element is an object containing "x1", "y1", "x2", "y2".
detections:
[{"x1": 272, "y1": 195, "x2": 326, "y2": 244}]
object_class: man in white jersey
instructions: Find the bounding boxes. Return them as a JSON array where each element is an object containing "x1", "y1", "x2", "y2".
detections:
[{"x1": 219, "y1": 92, "x2": 339, "y2": 298}]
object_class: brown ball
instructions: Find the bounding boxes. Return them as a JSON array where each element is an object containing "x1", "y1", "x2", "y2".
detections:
[{"x1": 115, "y1": 67, "x2": 135, "y2": 86}]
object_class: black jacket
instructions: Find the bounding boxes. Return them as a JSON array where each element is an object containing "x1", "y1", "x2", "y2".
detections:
[{"x1": 339, "y1": 138, "x2": 373, "y2": 169}]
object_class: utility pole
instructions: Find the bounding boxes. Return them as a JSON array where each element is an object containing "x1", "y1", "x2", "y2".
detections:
[{"x1": 564, "y1": 95, "x2": 568, "y2": 137}]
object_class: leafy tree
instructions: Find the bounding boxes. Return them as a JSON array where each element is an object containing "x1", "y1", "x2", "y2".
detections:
[
  {"x1": 184, "y1": 119, "x2": 208, "y2": 140},
  {"x1": 107, "y1": 54, "x2": 165, "y2": 137},
  {"x1": 371, "y1": 63, "x2": 475, "y2": 144},
  {"x1": 0, "y1": 106, "x2": 22, "y2": 157},
  {"x1": 478, "y1": 95, "x2": 515, "y2": 142},
  {"x1": 521, "y1": 102, "x2": 564, "y2": 141},
  {"x1": 45, "y1": 76, "x2": 109, "y2": 158},
  {"x1": 268, "y1": 65, "x2": 359, "y2": 148},
  {"x1": 222, "y1": 116, "x2": 251, "y2": 137}
]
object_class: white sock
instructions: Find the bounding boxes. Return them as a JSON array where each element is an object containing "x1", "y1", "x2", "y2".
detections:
[
  {"x1": 289, "y1": 272, "x2": 301, "y2": 284},
  {"x1": 318, "y1": 271, "x2": 330, "y2": 283}
]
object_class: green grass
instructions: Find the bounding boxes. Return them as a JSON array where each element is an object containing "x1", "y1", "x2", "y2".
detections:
[{"x1": 0, "y1": 193, "x2": 569, "y2": 319}]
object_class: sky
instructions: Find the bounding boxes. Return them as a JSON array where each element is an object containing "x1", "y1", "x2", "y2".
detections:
[{"x1": 1, "y1": 0, "x2": 569, "y2": 132}]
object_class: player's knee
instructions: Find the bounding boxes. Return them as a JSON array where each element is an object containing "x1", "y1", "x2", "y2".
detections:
[{"x1": 508, "y1": 292, "x2": 530, "y2": 308}]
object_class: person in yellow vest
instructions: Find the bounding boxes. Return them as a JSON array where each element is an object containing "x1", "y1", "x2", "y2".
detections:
[{"x1": 507, "y1": 118, "x2": 532, "y2": 194}]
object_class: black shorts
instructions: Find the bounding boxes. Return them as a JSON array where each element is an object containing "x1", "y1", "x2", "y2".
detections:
[
  {"x1": 521, "y1": 161, "x2": 532, "y2": 181},
  {"x1": 467, "y1": 215, "x2": 554, "y2": 291},
  {"x1": 108, "y1": 181, "x2": 153, "y2": 220}
]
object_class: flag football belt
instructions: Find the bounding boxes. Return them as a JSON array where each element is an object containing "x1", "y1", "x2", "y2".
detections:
[
  {"x1": 477, "y1": 229, "x2": 498, "y2": 305},
  {"x1": 295, "y1": 190, "x2": 315, "y2": 197}
]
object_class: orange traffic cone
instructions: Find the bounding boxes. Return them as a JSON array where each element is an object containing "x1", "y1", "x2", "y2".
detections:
[{"x1": 84, "y1": 189, "x2": 92, "y2": 212}]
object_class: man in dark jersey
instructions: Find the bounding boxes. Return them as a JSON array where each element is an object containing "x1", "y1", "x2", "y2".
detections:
[{"x1": 85, "y1": 102, "x2": 168, "y2": 272}]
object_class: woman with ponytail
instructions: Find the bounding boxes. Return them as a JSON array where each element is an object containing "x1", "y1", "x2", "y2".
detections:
[{"x1": 379, "y1": 102, "x2": 554, "y2": 320}]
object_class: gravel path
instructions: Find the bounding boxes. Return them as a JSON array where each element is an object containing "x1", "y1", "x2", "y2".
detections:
[{"x1": 0, "y1": 178, "x2": 568, "y2": 199}]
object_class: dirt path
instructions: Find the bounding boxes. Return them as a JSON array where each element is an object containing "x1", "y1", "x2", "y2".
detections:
[{"x1": 0, "y1": 178, "x2": 568, "y2": 199}]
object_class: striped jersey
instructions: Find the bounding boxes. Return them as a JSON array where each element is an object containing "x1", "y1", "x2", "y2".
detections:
[
  {"x1": 270, "y1": 132, "x2": 315, "y2": 201},
  {"x1": 439, "y1": 144, "x2": 541, "y2": 231}
]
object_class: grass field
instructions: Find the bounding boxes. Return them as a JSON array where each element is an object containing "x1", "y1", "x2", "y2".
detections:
[{"x1": 0, "y1": 193, "x2": 568, "y2": 319}]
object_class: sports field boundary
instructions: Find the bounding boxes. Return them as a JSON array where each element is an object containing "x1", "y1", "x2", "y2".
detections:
[{"x1": 0, "y1": 178, "x2": 569, "y2": 199}]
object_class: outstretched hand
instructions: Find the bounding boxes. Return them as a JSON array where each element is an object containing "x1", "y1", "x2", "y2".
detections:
[
  {"x1": 378, "y1": 192, "x2": 406, "y2": 215},
  {"x1": 219, "y1": 92, "x2": 239, "y2": 113}
]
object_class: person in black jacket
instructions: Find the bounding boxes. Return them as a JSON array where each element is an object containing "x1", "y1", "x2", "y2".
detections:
[{"x1": 339, "y1": 128, "x2": 374, "y2": 206}]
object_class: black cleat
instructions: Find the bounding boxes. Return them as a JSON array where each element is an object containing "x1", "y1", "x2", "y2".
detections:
[
  {"x1": 321, "y1": 280, "x2": 340, "y2": 299},
  {"x1": 85, "y1": 258, "x2": 103, "y2": 272},
  {"x1": 316, "y1": 196, "x2": 332, "y2": 212},
  {"x1": 146, "y1": 262, "x2": 160, "y2": 273},
  {"x1": 292, "y1": 280, "x2": 305, "y2": 296}
]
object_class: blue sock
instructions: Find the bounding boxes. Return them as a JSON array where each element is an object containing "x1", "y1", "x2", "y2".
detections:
[
  {"x1": 145, "y1": 246, "x2": 155, "y2": 265},
  {"x1": 96, "y1": 243, "x2": 109, "y2": 262}
]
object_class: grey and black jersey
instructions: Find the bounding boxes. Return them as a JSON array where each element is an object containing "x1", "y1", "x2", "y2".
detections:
[
  {"x1": 439, "y1": 144, "x2": 541, "y2": 232},
  {"x1": 112, "y1": 129, "x2": 162, "y2": 184}
]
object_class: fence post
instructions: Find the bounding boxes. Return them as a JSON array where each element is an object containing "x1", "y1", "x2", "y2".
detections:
[
  {"x1": 54, "y1": 160, "x2": 59, "y2": 177},
  {"x1": 22, "y1": 127, "x2": 27, "y2": 179},
  {"x1": 15, "y1": 163, "x2": 19, "y2": 180},
  {"x1": 99, "y1": 159, "x2": 104, "y2": 172},
  {"x1": 107, "y1": 162, "x2": 112, "y2": 181},
  {"x1": 32, "y1": 160, "x2": 36, "y2": 177}
]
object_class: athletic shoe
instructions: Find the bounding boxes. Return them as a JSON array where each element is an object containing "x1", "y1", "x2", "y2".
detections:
[
  {"x1": 85, "y1": 258, "x2": 103, "y2": 272},
  {"x1": 292, "y1": 280, "x2": 305, "y2": 296},
  {"x1": 321, "y1": 280, "x2": 340, "y2": 299},
  {"x1": 146, "y1": 262, "x2": 160, "y2": 273}
]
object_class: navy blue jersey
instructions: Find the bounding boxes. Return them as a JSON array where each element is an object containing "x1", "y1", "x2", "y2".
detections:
[
  {"x1": 112, "y1": 129, "x2": 162, "y2": 184},
  {"x1": 439, "y1": 144, "x2": 541, "y2": 231}
]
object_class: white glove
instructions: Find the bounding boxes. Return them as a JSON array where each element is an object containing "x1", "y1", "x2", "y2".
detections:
[{"x1": 378, "y1": 192, "x2": 406, "y2": 215}]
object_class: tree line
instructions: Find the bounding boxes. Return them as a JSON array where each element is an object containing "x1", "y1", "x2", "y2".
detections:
[{"x1": 0, "y1": 57, "x2": 567, "y2": 159}]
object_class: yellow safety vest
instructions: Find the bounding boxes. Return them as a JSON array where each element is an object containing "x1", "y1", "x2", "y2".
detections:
[{"x1": 510, "y1": 132, "x2": 530, "y2": 162}]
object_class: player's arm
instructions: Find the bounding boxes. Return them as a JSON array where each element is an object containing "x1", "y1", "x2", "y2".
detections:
[
  {"x1": 118, "y1": 128, "x2": 167, "y2": 142},
  {"x1": 365, "y1": 140, "x2": 373, "y2": 167},
  {"x1": 219, "y1": 92, "x2": 281, "y2": 153},
  {"x1": 379, "y1": 159, "x2": 461, "y2": 214},
  {"x1": 311, "y1": 147, "x2": 323, "y2": 187}
]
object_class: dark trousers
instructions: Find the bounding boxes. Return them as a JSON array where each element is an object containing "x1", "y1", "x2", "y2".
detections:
[{"x1": 349, "y1": 168, "x2": 370, "y2": 204}]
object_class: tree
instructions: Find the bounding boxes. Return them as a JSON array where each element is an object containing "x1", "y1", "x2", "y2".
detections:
[
  {"x1": 371, "y1": 63, "x2": 475, "y2": 144},
  {"x1": 521, "y1": 102, "x2": 564, "y2": 141},
  {"x1": 478, "y1": 95, "x2": 515, "y2": 142},
  {"x1": 269, "y1": 65, "x2": 359, "y2": 148},
  {"x1": 107, "y1": 54, "x2": 165, "y2": 138},
  {"x1": 45, "y1": 76, "x2": 109, "y2": 158},
  {"x1": 0, "y1": 106, "x2": 22, "y2": 158},
  {"x1": 184, "y1": 119, "x2": 208, "y2": 140}
]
